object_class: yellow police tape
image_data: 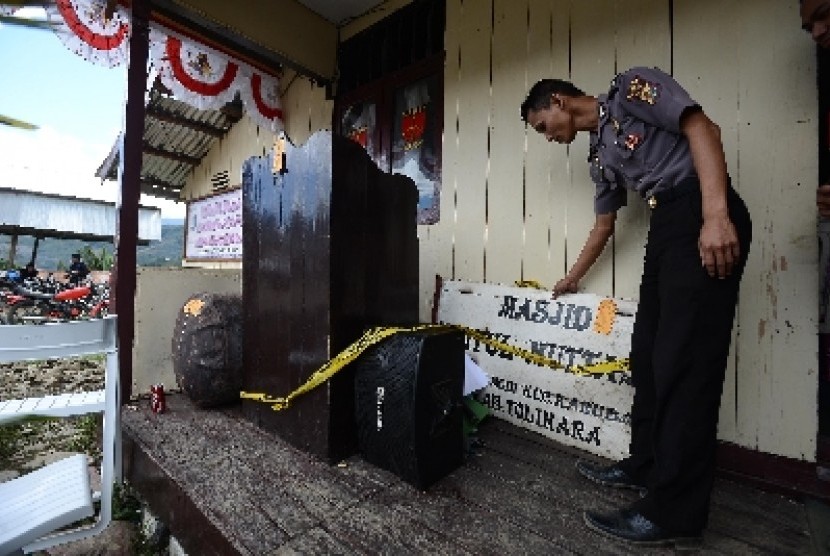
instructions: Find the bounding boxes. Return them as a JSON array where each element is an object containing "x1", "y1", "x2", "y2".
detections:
[
  {"x1": 514, "y1": 279, "x2": 546, "y2": 290},
  {"x1": 240, "y1": 323, "x2": 629, "y2": 412}
]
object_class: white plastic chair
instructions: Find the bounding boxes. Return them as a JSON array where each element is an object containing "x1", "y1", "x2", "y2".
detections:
[{"x1": 0, "y1": 316, "x2": 121, "y2": 555}]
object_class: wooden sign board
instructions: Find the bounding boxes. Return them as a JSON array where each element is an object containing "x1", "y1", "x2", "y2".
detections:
[
  {"x1": 436, "y1": 279, "x2": 636, "y2": 460},
  {"x1": 184, "y1": 187, "x2": 243, "y2": 261}
]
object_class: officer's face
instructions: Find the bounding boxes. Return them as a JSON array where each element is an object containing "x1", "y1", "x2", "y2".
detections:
[
  {"x1": 802, "y1": 0, "x2": 830, "y2": 48},
  {"x1": 526, "y1": 96, "x2": 576, "y2": 145}
]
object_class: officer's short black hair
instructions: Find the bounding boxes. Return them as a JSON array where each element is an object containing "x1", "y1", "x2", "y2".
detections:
[
  {"x1": 521, "y1": 79, "x2": 586, "y2": 123},
  {"x1": 71, "y1": 253, "x2": 80, "y2": 259}
]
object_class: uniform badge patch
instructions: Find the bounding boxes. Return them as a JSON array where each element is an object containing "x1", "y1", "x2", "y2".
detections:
[
  {"x1": 624, "y1": 133, "x2": 642, "y2": 150},
  {"x1": 626, "y1": 76, "x2": 660, "y2": 105}
]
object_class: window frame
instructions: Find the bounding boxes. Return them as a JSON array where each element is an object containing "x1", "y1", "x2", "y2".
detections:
[{"x1": 335, "y1": 55, "x2": 445, "y2": 177}]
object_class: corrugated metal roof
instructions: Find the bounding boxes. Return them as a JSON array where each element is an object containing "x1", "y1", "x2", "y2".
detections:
[
  {"x1": 96, "y1": 85, "x2": 243, "y2": 201},
  {"x1": 0, "y1": 187, "x2": 161, "y2": 244}
]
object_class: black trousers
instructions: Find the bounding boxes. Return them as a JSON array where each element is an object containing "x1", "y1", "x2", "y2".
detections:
[{"x1": 618, "y1": 180, "x2": 752, "y2": 534}]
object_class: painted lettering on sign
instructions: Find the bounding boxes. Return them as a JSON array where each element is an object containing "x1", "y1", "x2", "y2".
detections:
[
  {"x1": 517, "y1": 383, "x2": 630, "y2": 424},
  {"x1": 465, "y1": 330, "x2": 516, "y2": 361},
  {"x1": 483, "y1": 372, "x2": 631, "y2": 448},
  {"x1": 498, "y1": 295, "x2": 593, "y2": 331},
  {"x1": 185, "y1": 187, "x2": 243, "y2": 260}
]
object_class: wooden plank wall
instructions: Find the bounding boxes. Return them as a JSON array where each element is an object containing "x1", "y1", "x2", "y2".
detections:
[
  {"x1": 430, "y1": 0, "x2": 819, "y2": 460},
  {"x1": 280, "y1": 69, "x2": 333, "y2": 148}
]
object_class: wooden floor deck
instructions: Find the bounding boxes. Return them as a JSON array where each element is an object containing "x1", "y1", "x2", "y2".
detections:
[{"x1": 122, "y1": 394, "x2": 823, "y2": 555}]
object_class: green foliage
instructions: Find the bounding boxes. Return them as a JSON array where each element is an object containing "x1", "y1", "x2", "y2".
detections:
[
  {"x1": 0, "y1": 416, "x2": 56, "y2": 470},
  {"x1": 77, "y1": 245, "x2": 114, "y2": 271},
  {"x1": 68, "y1": 414, "x2": 101, "y2": 458},
  {"x1": 113, "y1": 482, "x2": 163, "y2": 556},
  {"x1": 0, "y1": 223, "x2": 184, "y2": 270},
  {"x1": 0, "y1": 422, "x2": 24, "y2": 467},
  {"x1": 112, "y1": 482, "x2": 142, "y2": 523}
]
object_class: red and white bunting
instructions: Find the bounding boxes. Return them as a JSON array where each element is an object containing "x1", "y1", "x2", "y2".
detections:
[
  {"x1": 0, "y1": 1, "x2": 284, "y2": 130},
  {"x1": 150, "y1": 28, "x2": 243, "y2": 111},
  {"x1": 239, "y1": 68, "x2": 284, "y2": 133},
  {"x1": 45, "y1": 0, "x2": 130, "y2": 68}
]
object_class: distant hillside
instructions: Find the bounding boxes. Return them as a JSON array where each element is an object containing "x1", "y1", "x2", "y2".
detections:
[{"x1": 0, "y1": 224, "x2": 184, "y2": 270}]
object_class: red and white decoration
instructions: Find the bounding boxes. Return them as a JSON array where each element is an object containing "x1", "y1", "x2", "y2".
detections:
[
  {"x1": 150, "y1": 28, "x2": 242, "y2": 111},
  {"x1": 239, "y1": 69, "x2": 283, "y2": 133},
  {"x1": 46, "y1": 0, "x2": 130, "y2": 68},
  {"x1": 10, "y1": 0, "x2": 284, "y2": 132}
]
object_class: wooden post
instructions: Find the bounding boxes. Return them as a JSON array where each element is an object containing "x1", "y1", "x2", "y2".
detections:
[
  {"x1": 30, "y1": 237, "x2": 40, "y2": 265},
  {"x1": 8, "y1": 235, "x2": 17, "y2": 267},
  {"x1": 115, "y1": 0, "x2": 149, "y2": 402}
]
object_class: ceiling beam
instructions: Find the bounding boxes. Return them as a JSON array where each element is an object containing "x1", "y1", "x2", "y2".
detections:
[
  {"x1": 145, "y1": 105, "x2": 229, "y2": 137},
  {"x1": 142, "y1": 144, "x2": 202, "y2": 166}
]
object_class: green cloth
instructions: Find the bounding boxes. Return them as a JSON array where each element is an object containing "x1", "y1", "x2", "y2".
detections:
[{"x1": 462, "y1": 395, "x2": 489, "y2": 437}]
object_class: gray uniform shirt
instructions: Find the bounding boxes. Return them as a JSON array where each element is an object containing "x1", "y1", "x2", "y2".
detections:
[{"x1": 590, "y1": 66, "x2": 701, "y2": 214}]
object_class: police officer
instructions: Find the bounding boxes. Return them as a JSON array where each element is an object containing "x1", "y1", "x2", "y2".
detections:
[
  {"x1": 67, "y1": 253, "x2": 90, "y2": 285},
  {"x1": 19, "y1": 262, "x2": 38, "y2": 280},
  {"x1": 520, "y1": 67, "x2": 752, "y2": 547}
]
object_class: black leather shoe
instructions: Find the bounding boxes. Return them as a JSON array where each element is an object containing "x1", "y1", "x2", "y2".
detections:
[
  {"x1": 583, "y1": 508, "x2": 702, "y2": 549},
  {"x1": 575, "y1": 460, "x2": 646, "y2": 493}
]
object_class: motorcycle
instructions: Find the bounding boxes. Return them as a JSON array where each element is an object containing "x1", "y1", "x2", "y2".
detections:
[
  {"x1": 85, "y1": 282, "x2": 110, "y2": 319},
  {"x1": 2, "y1": 281, "x2": 94, "y2": 324}
]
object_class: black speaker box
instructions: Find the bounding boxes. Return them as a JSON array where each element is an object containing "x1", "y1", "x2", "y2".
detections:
[{"x1": 354, "y1": 328, "x2": 465, "y2": 490}]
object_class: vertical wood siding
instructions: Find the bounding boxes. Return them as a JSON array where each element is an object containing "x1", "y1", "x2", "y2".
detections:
[
  {"x1": 184, "y1": 117, "x2": 274, "y2": 200},
  {"x1": 280, "y1": 70, "x2": 333, "y2": 147},
  {"x1": 445, "y1": 0, "x2": 490, "y2": 282},
  {"x1": 672, "y1": 0, "x2": 745, "y2": 449},
  {"x1": 430, "y1": 0, "x2": 818, "y2": 459},
  {"x1": 611, "y1": 0, "x2": 668, "y2": 298}
]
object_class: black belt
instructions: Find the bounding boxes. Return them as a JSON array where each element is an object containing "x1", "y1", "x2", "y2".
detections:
[{"x1": 646, "y1": 178, "x2": 699, "y2": 210}]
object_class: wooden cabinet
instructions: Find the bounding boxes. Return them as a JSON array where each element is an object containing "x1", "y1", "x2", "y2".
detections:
[{"x1": 242, "y1": 131, "x2": 419, "y2": 462}]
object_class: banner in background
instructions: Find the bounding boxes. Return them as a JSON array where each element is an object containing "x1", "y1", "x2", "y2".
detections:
[{"x1": 185, "y1": 187, "x2": 242, "y2": 260}]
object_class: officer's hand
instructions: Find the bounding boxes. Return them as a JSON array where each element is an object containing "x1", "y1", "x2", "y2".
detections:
[
  {"x1": 698, "y1": 215, "x2": 740, "y2": 279},
  {"x1": 552, "y1": 276, "x2": 579, "y2": 298},
  {"x1": 818, "y1": 184, "x2": 830, "y2": 219}
]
